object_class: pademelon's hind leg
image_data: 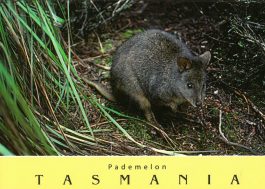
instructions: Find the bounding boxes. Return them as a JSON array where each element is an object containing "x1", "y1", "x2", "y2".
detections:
[
  {"x1": 132, "y1": 94, "x2": 159, "y2": 126},
  {"x1": 111, "y1": 68, "x2": 159, "y2": 125}
]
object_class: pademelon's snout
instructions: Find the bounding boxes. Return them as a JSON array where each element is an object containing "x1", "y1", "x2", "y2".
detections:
[
  {"x1": 195, "y1": 100, "x2": 202, "y2": 107},
  {"x1": 188, "y1": 98, "x2": 203, "y2": 108}
]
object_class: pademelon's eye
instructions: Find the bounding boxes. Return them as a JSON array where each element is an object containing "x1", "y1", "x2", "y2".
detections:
[{"x1": 187, "y1": 83, "x2": 193, "y2": 89}]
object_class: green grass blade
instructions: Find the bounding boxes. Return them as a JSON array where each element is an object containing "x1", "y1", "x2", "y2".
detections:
[
  {"x1": 0, "y1": 62, "x2": 58, "y2": 155},
  {"x1": 0, "y1": 144, "x2": 14, "y2": 156}
]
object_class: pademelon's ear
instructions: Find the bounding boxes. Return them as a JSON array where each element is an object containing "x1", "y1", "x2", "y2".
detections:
[
  {"x1": 177, "y1": 57, "x2": 192, "y2": 72},
  {"x1": 199, "y1": 51, "x2": 211, "y2": 68}
]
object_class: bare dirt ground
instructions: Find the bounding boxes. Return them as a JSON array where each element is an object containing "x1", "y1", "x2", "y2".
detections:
[{"x1": 72, "y1": 1, "x2": 265, "y2": 155}]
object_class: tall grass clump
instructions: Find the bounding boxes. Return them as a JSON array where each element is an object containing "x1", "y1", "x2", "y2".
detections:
[{"x1": 0, "y1": 0, "x2": 98, "y2": 155}]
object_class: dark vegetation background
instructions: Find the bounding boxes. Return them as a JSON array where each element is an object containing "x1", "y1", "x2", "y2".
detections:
[{"x1": 0, "y1": 0, "x2": 264, "y2": 155}]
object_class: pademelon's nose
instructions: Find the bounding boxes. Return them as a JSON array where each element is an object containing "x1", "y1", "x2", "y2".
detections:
[{"x1": 195, "y1": 101, "x2": 202, "y2": 107}]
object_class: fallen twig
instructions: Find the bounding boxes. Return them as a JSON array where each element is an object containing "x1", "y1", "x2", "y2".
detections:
[
  {"x1": 219, "y1": 81, "x2": 264, "y2": 126},
  {"x1": 145, "y1": 121, "x2": 178, "y2": 149},
  {"x1": 233, "y1": 89, "x2": 265, "y2": 127},
  {"x1": 76, "y1": 56, "x2": 111, "y2": 71},
  {"x1": 85, "y1": 61, "x2": 110, "y2": 70},
  {"x1": 233, "y1": 90, "x2": 250, "y2": 114},
  {"x1": 71, "y1": 47, "x2": 111, "y2": 71},
  {"x1": 218, "y1": 110, "x2": 258, "y2": 154},
  {"x1": 247, "y1": 99, "x2": 265, "y2": 123}
]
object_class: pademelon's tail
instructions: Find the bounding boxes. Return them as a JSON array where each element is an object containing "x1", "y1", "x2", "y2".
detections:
[{"x1": 83, "y1": 78, "x2": 116, "y2": 102}]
